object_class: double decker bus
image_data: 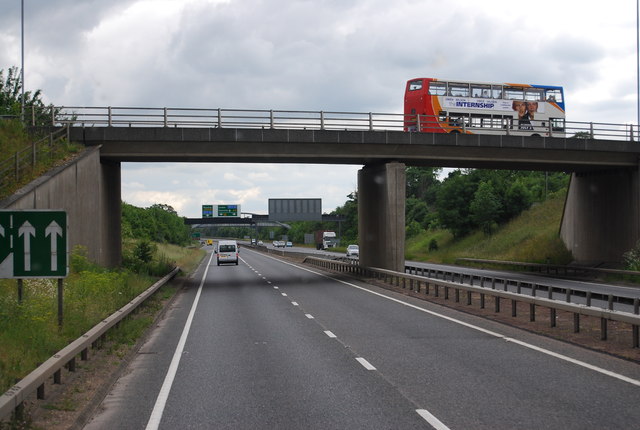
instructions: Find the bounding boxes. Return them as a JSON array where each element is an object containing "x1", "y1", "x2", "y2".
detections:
[{"x1": 404, "y1": 78, "x2": 565, "y2": 137}]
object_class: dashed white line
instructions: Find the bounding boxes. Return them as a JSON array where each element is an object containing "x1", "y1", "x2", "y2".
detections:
[
  {"x1": 291, "y1": 302, "x2": 299, "y2": 306},
  {"x1": 273, "y1": 286, "x2": 279, "y2": 290},
  {"x1": 281, "y1": 293, "x2": 288, "y2": 297},
  {"x1": 355, "y1": 357, "x2": 376, "y2": 370},
  {"x1": 261, "y1": 254, "x2": 640, "y2": 388},
  {"x1": 305, "y1": 314, "x2": 314, "y2": 319},
  {"x1": 416, "y1": 409, "x2": 451, "y2": 430},
  {"x1": 324, "y1": 330, "x2": 337, "y2": 338}
]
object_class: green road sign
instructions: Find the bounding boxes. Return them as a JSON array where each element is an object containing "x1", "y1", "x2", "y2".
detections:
[
  {"x1": 0, "y1": 210, "x2": 68, "y2": 278},
  {"x1": 217, "y1": 204, "x2": 238, "y2": 217},
  {"x1": 202, "y1": 205, "x2": 213, "y2": 218}
]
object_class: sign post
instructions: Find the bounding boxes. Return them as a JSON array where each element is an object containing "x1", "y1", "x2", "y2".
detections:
[{"x1": 0, "y1": 210, "x2": 69, "y2": 325}]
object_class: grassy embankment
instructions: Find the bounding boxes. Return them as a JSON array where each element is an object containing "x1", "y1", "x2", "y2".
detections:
[
  {"x1": 406, "y1": 189, "x2": 572, "y2": 265},
  {"x1": 0, "y1": 241, "x2": 205, "y2": 396},
  {"x1": 0, "y1": 119, "x2": 83, "y2": 200}
]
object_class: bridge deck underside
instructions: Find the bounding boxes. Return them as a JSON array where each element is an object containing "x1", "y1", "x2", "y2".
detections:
[{"x1": 71, "y1": 127, "x2": 639, "y2": 172}]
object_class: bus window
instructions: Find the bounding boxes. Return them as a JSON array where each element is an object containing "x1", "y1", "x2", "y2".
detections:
[
  {"x1": 525, "y1": 89, "x2": 542, "y2": 101},
  {"x1": 491, "y1": 85, "x2": 503, "y2": 99},
  {"x1": 409, "y1": 80, "x2": 423, "y2": 91},
  {"x1": 504, "y1": 87, "x2": 524, "y2": 100},
  {"x1": 551, "y1": 117, "x2": 565, "y2": 131},
  {"x1": 449, "y1": 112, "x2": 469, "y2": 127},
  {"x1": 429, "y1": 82, "x2": 446, "y2": 95},
  {"x1": 448, "y1": 83, "x2": 469, "y2": 97},
  {"x1": 471, "y1": 85, "x2": 491, "y2": 98},
  {"x1": 546, "y1": 89, "x2": 563, "y2": 103}
]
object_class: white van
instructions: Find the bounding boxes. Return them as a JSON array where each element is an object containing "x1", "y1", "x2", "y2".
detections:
[{"x1": 216, "y1": 240, "x2": 239, "y2": 265}]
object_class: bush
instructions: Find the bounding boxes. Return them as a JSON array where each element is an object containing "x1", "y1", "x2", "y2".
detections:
[{"x1": 623, "y1": 241, "x2": 640, "y2": 271}]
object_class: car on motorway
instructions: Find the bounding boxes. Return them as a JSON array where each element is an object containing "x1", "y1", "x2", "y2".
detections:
[
  {"x1": 346, "y1": 244, "x2": 359, "y2": 257},
  {"x1": 286, "y1": 241, "x2": 293, "y2": 247},
  {"x1": 216, "y1": 240, "x2": 239, "y2": 265}
]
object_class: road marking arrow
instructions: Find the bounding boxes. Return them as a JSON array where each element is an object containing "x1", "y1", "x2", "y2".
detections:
[
  {"x1": 45, "y1": 221, "x2": 63, "y2": 271},
  {"x1": 19, "y1": 221, "x2": 36, "y2": 271}
]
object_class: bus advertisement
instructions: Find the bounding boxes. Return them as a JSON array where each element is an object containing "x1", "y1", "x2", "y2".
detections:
[{"x1": 404, "y1": 78, "x2": 565, "y2": 137}]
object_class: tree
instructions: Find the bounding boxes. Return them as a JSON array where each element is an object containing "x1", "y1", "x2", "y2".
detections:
[
  {"x1": 406, "y1": 167, "x2": 441, "y2": 204},
  {"x1": 470, "y1": 181, "x2": 502, "y2": 235},
  {"x1": 436, "y1": 170, "x2": 477, "y2": 238},
  {"x1": 0, "y1": 66, "x2": 58, "y2": 125}
]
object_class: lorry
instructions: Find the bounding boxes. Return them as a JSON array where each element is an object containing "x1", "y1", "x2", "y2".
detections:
[{"x1": 314, "y1": 230, "x2": 337, "y2": 250}]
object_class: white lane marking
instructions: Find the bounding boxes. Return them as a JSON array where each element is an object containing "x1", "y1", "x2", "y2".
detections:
[
  {"x1": 324, "y1": 330, "x2": 337, "y2": 338},
  {"x1": 274, "y1": 286, "x2": 279, "y2": 290},
  {"x1": 356, "y1": 357, "x2": 376, "y2": 370},
  {"x1": 267, "y1": 281, "x2": 272, "y2": 284},
  {"x1": 145, "y1": 252, "x2": 214, "y2": 430},
  {"x1": 416, "y1": 409, "x2": 451, "y2": 430},
  {"x1": 281, "y1": 292, "x2": 288, "y2": 297},
  {"x1": 292, "y1": 301, "x2": 299, "y2": 306},
  {"x1": 252, "y1": 251, "x2": 640, "y2": 388},
  {"x1": 305, "y1": 314, "x2": 314, "y2": 319}
]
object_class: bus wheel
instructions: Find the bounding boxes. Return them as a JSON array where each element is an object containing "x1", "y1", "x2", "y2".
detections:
[
  {"x1": 532, "y1": 133, "x2": 541, "y2": 137},
  {"x1": 449, "y1": 130, "x2": 460, "y2": 134}
]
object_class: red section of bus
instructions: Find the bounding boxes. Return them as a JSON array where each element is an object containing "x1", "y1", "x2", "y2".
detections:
[{"x1": 404, "y1": 78, "x2": 450, "y2": 133}]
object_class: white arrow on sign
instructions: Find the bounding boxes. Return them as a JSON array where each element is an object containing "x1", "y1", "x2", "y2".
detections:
[
  {"x1": 19, "y1": 221, "x2": 36, "y2": 271},
  {"x1": 45, "y1": 221, "x2": 63, "y2": 271}
]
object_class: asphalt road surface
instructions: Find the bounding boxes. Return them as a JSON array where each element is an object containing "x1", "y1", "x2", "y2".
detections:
[{"x1": 84, "y1": 248, "x2": 640, "y2": 429}]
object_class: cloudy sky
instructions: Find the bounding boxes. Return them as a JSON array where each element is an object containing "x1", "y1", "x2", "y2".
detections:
[{"x1": 1, "y1": 0, "x2": 638, "y2": 216}]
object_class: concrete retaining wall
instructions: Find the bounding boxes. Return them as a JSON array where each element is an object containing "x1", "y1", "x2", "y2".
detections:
[{"x1": 0, "y1": 146, "x2": 121, "y2": 267}]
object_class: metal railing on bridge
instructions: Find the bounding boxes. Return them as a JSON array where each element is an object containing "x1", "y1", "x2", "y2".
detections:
[{"x1": 33, "y1": 106, "x2": 640, "y2": 141}]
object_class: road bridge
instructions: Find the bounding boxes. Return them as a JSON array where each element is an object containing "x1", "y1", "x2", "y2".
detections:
[{"x1": 9, "y1": 107, "x2": 640, "y2": 268}]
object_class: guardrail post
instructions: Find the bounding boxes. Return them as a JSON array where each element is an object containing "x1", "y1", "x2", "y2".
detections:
[
  {"x1": 495, "y1": 296, "x2": 500, "y2": 313},
  {"x1": 550, "y1": 308, "x2": 557, "y2": 327},
  {"x1": 107, "y1": 106, "x2": 113, "y2": 127},
  {"x1": 608, "y1": 294, "x2": 614, "y2": 310},
  {"x1": 601, "y1": 318, "x2": 608, "y2": 340},
  {"x1": 217, "y1": 108, "x2": 222, "y2": 127},
  {"x1": 320, "y1": 111, "x2": 325, "y2": 130},
  {"x1": 511, "y1": 300, "x2": 517, "y2": 317},
  {"x1": 445, "y1": 286, "x2": 450, "y2": 300},
  {"x1": 590, "y1": 122, "x2": 594, "y2": 137},
  {"x1": 530, "y1": 303, "x2": 536, "y2": 321},
  {"x1": 37, "y1": 383, "x2": 45, "y2": 400},
  {"x1": 565, "y1": 288, "x2": 571, "y2": 303},
  {"x1": 466, "y1": 290, "x2": 472, "y2": 305},
  {"x1": 163, "y1": 107, "x2": 168, "y2": 127},
  {"x1": 368, "y1": 112, "x2": 373, "y2": 131},
  {"x1": 480, "y1": 293, "x2": 485, "y2": 309},
  {"x1": 416, "y1": 114, "x2": 421, "y2": 132},
  {"x1": 270, "y1": 110, "x2": 274, "y2": 129},
  {"x1": 573, "y1": 313, "x2": 580, "y2": 333}
]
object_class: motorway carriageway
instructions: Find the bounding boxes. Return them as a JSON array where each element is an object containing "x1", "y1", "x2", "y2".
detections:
[{"x1": 84, "y1": 247, "x2": 640, "y2": 430}]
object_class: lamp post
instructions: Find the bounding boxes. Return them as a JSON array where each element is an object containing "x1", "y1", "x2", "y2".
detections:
[{"x1": 21, "y1": 0, "x2": 25, "y2": 123}]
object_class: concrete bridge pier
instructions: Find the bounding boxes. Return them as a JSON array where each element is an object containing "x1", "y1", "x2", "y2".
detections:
[
  {"x1": 358, "y1": 162, "x2": 406, "y2": 272},
  {"x1": 560, "y1": 167, "x2": 640, "y2": 264},
  {"x1": 101, "y1": 160, "x2": 122, "y2": 267}
]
